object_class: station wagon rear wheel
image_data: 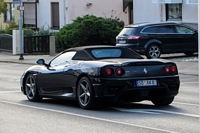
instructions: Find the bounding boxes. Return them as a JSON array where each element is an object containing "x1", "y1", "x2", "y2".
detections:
[
  {"x1": 151, "y1": 96, "x2": 174, "y2": 106},
  {"x1": 25, "y1": 74, "x2": 42, "y2": 102},
  {"x1": 77, "y1": 77, "x2": 98, "y2": 109},
  {"x1": 146, "y1": 44, "x2": 161, "y2": 59}
]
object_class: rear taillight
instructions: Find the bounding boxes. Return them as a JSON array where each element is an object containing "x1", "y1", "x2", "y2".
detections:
[
  {"x1": 115, "y1": 68, "x2": 124, "y2": 76},
  {"x1": 164, "y1": 66, "x2": 171, "y2": 74},
  {"x1": 171, "y1": 66, "x2": 177, "y2": 73},
  {"x1": 127, "y1": 35, "x2": 141, "y2": 40},
  {"x1": 105, "y1": 68, "x2": 113, "y2": 76},
  {"x1": 105, "y1": 68, "x2": 124, "y2": 76},
  {"x1": 164, "y1": 65, "x2": 177, "y2": 75}
]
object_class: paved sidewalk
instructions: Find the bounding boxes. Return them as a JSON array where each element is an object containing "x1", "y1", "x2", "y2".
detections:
[
  {"x1": 0, "y1": 52, "x2": 54, "y2": 64},
  {"x1": 0, "y1": 52, "x2": 198, "y2": 76}
]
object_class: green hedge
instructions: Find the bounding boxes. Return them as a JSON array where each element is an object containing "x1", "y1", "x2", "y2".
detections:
[{"x1": 54, "y1": 14, "x2": 124, "y2": 52}]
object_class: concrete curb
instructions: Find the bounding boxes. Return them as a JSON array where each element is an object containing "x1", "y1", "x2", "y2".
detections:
[{"x1": 0, "y1": 60, "x2": 35, "y2": 65}]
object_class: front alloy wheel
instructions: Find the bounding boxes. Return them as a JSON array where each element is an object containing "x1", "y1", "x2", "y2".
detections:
[
  {"x1": 146, "y1": 44, "x2": 161, "y2": 59},
  {"x1": 25, "y1": 74, "x2": 42, "y2": 102},
  {"x1": 77, "y1": 77, "x2": 97, "y2": 109}
]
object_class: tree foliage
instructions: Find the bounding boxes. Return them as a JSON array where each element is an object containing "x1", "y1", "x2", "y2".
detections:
[
  {"x1": 0, "y1": 22, "x2": 18, "y2": 34},
  {"x1": 54, "y1": 15, "x2": 124, "y2": 52},
  {"x1": 0, "y1": 0, "x2": 7, "y2": 14}
]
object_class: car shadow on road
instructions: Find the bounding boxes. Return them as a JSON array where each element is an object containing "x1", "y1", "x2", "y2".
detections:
[
  {"x1": 160, "y1": 53, "x2": 198, "y2": 60},
  {"x1": 104, "y1": 101, "x2": 183, "y2": 112},
  {"x1": 20, "y1": 98, "x2": 183, "y2": 113},
  {"x1": 20, "y1": 98, "x2": 80, "y2": 108},
  {"x1": 141, "y1": 53, "x2": 198, "y2": 60}
]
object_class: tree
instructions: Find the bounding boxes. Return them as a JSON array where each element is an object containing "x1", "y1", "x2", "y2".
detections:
[
  {"x1": 54, "y1": 14, "x2": 124, "y2": 52},
  {"x1": 0, "y1": 0, "x2": 7, "y2": 14}
]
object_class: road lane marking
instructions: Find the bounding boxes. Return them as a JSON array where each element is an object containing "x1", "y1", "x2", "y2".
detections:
[
  {"x1": 0, "y1": 100, "x2": 179, "y2": 133},
  {"x1": 0, "y1": 91, "x2": 21, "y2": 94},
  {"x1": 180, "y1": 82, "x2": 198, "y2": 84},
  {"x1": 173, "y1": 102, "x2": 199, "y2": 107},
  {"x1": 112, "y1": 108, "x2": 199, "y2": 118}
]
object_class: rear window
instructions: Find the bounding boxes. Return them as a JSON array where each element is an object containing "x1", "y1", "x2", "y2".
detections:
[
  {"x1": 91, "y1": 49, "x2": 122, "y2": 58},
  {"x1": 141, "y1": 26, "x2": 158, "y2": 33},
  {"x1": 89, "y1": 48, "x2": 143, "y2": 59},
  {"x1": 118, "y1": 27, "x2": 137, "y2": 36}
]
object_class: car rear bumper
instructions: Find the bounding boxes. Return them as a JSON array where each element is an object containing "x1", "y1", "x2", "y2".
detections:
[
  {"x1": 116, "y1": 43, "x2": 145, "y2": 54},
  {"x1": 91, "y1": 76, "x2": 180, "y2": 102}
]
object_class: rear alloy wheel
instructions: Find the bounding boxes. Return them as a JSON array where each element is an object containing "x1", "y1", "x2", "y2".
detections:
[
  {"x1": 151, "y1": 97, "x2": 174, "y2": 106},
  {"x1": 25, "y1": 74, "x2": 42, "y2": 102},
  {"x1": 146, "y1": 44, "x2": 161, "y2": 59},
  {"x1": 77, "y1": 77, "x2": 98, "y2": 109}
]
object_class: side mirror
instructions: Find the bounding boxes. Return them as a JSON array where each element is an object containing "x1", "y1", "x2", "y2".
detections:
[{"x1": 36, "y1": 59, "x2": 45, "y2": 65}]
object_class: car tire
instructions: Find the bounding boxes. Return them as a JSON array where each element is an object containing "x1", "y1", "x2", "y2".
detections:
[
  {"x1": 184, "y1": 52, "x2": 194, "y2": 56},
  {"x1": 25, "y1": 74, "x2": 42, "y2": 102},
  {"x1": 77, "y1": 77, "x2": 100, "y2": 109},
  {"x1": 146, "y1": 44, "x2": 161, "y2": 59},
  {"x1": 151, "y1": 97, "x2": 174, "y2": 106}
]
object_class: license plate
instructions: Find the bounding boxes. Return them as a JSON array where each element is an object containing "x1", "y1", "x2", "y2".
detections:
[
  {"x1": 136, "y1": 80, "x2": 157, "y2": 87},
  {"x1": 119, "y1": 40, "x2": 126, "y2": 43}
]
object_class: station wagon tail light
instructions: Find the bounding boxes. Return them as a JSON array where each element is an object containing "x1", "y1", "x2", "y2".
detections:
[
  {"x1": 105, "y1": 68, "x2": 113, "y2": 76},
  {"x1": 115, "y1": 68, "x2": 124, "y2": 76},
  {"x1": 127, "y1": 35, "x2": 141, "y2": 40}
]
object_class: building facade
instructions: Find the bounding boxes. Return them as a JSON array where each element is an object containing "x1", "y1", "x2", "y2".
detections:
[
  {"x1": 22, "y1": 0, "x2": 130, "y2": 30},
  {"x1": 1, "y1": 0, "x2": 197, "y2": 30},
  {"x1": 0, "y1": 0, "x2": 19, "y2": 29},
  {"x1": 0, "y1": 0, "x2": 132, "y2": 30},
  {"x1": 132, "y1": 0, "x2": 198, "y2": 29}
]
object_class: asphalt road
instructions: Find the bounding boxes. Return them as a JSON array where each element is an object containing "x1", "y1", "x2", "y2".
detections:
[{"x1": 0, "y1": 56, "x2": 199, "y2": 133}]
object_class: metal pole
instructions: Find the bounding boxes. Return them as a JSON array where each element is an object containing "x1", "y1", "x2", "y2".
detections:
[
  {"x1": 19, "y1": 0, "x2": 24, "y2": 60},
  {"x1": 198, "y1": 0, "x2": 200, "y2": 130}
]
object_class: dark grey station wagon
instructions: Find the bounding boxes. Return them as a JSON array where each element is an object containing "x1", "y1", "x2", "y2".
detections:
[{"x1": 116, "y1": 22, "x2": 198, "y2": 59}]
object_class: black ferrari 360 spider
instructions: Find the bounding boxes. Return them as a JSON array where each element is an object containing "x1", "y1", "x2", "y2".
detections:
[{"x1": 20, "y1": 45, "x2": 180, "y2": 109}]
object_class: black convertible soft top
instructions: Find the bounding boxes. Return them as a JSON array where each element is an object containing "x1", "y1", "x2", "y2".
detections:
[{"x1": 64, "y1": 45, "x2": 143, "y2": 60}]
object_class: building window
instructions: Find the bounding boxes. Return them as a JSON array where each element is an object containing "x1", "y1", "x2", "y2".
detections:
[
  {"x1": 23, "y1": 3, "x2": 37, "y2": 29},
  {"x1": 51, "y1": 2, "x2": 60, "y2": 29},
  {"x1": 166, "y1": 4, "x2": 182, "y2": 21},
  {"x1": 4, "y1": 3, "x2": 15, "y2": 22}
]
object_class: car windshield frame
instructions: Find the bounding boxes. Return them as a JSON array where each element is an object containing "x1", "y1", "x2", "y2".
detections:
[{"x1": 49, "y1": 51, "x2": 76, "y2": 66}]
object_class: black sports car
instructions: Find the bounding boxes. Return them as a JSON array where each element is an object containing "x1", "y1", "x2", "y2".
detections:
[{"x1": 20, "y1": 45, "x2": 180, "y2": 109}]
